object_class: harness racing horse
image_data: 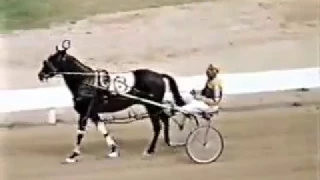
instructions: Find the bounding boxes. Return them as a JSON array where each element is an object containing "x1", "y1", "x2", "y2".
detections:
[{"x1": 37, "y1": 40, "x2": 186, "y2": 163}]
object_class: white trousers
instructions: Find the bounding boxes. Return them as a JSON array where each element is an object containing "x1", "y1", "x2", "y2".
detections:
[
  {"x1": 163, "y1": 91, "x2": 218, "y2": 114},
  {"x1": 179, "y1": 99, "x2": 219, "y2": 114}
]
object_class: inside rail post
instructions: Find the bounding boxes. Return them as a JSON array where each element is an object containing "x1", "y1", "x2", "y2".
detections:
[{"x1": 48, "y1": 107, "x2": 57, "y2": 125}]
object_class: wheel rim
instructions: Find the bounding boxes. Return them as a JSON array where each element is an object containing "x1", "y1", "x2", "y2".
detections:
[{"x1": 186, "y1": 126, "x2": 224, "y2": 163}]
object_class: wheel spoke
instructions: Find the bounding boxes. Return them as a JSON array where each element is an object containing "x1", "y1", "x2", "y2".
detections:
[
  {"x1": 191, "y1": 133, "x2": 205, "y2": 146},
  {"x1": 186, "y1": 126, "x2": 224, "y2": 164}
]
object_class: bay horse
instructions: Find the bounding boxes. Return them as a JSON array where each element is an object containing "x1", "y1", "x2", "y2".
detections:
[{"x1": 37, "y1": 40, "x2": 186, "y2": 163}]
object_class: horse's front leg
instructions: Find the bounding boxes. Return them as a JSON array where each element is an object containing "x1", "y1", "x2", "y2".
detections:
[
  {"x1": 64, "y1": 98, "x2": 95, "y2": 164},
  {"x1": 64, "y1": 114, "x2": 88, "y2": 163},
  {"x1": 91, "y1": 113, "x2": 120, "y2": 158}
]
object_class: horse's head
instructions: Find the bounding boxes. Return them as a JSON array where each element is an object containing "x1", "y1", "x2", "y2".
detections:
[{"x1": 38, "y1": 40, "x2": 71, "y2": 82}]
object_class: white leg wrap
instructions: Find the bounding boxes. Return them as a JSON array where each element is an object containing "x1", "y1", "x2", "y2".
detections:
[
  {"x1": 97, "y1": 122, "x2": 116, "y2": 146},
  {"x1": 106, "y1": 135, "x2": 115, "y2": 146},
  {"x1": 77, "y1": 129, "x2": 85, "y2": 134},
  {"x1": 97, "y1": 122, "x2": 107, "y2": 134},
  {"x1": 73, "y1": 145, "x2": 80, "y2": 154}
]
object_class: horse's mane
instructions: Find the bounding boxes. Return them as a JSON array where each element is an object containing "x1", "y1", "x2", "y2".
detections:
[{"x1": 67, "y1": 54, "x2": 93, "y2": 72}]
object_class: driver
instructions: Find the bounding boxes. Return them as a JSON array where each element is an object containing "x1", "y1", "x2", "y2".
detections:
[{"x1": 180, "y1": 64, "x2": 223, "y2": 114}]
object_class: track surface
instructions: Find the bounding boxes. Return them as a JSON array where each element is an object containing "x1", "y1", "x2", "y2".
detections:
[
  {"x1": 0, "y1": 0, "x2": 319, "y2": 179},
  {"x1": 0, "y1": 106, "x2": 319, "y2": 180}
]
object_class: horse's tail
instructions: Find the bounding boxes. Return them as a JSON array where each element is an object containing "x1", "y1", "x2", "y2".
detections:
[{"x1": 162, "y1": 74, "x2": 185, "y2": 106}]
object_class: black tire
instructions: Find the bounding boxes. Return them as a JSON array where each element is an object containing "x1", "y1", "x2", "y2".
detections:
[{"x1": 186, "y1": 126, "x2": 224, "y2": 164}]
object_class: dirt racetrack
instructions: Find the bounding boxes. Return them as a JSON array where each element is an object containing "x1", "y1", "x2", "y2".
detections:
[
  {"x1": 0, "y1": 105, "x2": 319, "y2": 180},
  {"x1": 0, "y1": 0, "x2": 319, "y2": 179}
]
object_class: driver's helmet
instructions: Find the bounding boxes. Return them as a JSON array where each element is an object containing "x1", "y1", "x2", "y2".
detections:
[{"x1": 206, "y1": 64, "x2": 220, "y2": 79}]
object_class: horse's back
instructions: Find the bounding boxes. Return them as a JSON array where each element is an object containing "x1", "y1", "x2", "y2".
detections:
[
  {"x1": 132, "y1": 69, "x2": 164, "y2": 82},
  {"x1": 132, "y1": 69, "x2": 166, "y2": 101},
  {"x1": 133, "y1": 69, "x2": 162, "y2": 76}
]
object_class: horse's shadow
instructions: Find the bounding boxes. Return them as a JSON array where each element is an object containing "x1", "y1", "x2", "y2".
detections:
[{"x1": 13, "y1": 134, "x2": 185, "y2": 161}]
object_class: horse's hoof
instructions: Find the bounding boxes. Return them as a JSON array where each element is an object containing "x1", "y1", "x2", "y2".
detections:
[
  {"x1": 108, "y1": 151, "x2": 120, "y2": 158},
  {"x1": 61, "y1": 157, "x2": 78, "y2": 164},
  {"x1": 166, "y1": 142, "x2": 171, "y2": 147},
  {"x1": 107, "y1": 145, "x2": 120, "y2": 158},
  {"x1": 142, "y1": 151, "x2": 154, "y2": 159}
]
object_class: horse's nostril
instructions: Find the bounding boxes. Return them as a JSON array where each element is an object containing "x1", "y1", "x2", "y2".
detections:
[{"x1": 38, "y1": 72, "x2": 45, "y2": 81}]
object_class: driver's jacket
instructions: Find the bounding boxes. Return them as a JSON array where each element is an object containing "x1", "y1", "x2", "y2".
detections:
[{"x1": 200, "y1": 76, "x2": 223, "y2": 106}]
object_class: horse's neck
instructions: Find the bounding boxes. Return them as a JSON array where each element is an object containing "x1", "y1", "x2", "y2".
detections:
[
  {"x1": 63, "y1": 74, "x2": 83, "y2": 96},
  {"x1": 62, "y1": 57, "x2": 92, "y2": 96}
]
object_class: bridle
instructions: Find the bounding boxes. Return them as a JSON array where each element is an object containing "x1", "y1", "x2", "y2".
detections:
[
  {"x1": 43, "y1": 59, "x2": 59, "y2": 76},
  {"x1": 43, "y1": 55, "x2": 113, "y2": 89},
  {"x1": 41, "y1": 40, "x2": 130, "y2": 93},
  {"x1": 43, "y1": 39, "x2": 70, "y2": 76},
  {"x1": 44, "y1": 58, "x2": 112, "y2": 77}
]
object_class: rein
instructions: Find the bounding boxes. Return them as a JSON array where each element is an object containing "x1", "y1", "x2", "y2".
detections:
[
  {"x1": 44, "y1": 56, "x2": 138, "y2": 96},
  {"x1": 52, "y1": 72, "x2": 109, "y2": 76}
]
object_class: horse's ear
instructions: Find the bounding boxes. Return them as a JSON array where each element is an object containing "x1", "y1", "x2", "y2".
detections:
[
  {"x1": 62, "y1": 40, "x2": 71, "y2": 50},
  {"x1": 55, "y1": 45, "x2": 59, "y2": 52}
]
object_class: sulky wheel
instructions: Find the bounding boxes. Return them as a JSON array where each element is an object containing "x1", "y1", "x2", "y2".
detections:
[
  {"x1": 186, "y1": 126, "x2": 224, "y2": 164},
  {"x1": 169, "y1": 113, "x2": 199, "y2": 146}
]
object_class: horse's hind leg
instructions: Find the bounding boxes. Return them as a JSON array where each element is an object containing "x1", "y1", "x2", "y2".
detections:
[
  {"x1": 90, "y1": 113, "x2": 119, "y2": 158},
  {"x1": 159, "y1": 112, "x2": 171, "y2": 147},
  {"x1": 144, "y1": 107, "x2": 162, "y2": 156}
]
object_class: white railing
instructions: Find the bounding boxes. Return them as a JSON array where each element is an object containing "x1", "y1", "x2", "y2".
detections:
[{"x1": 0, "y1": 67, "x2": 319, "y2": 123}]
